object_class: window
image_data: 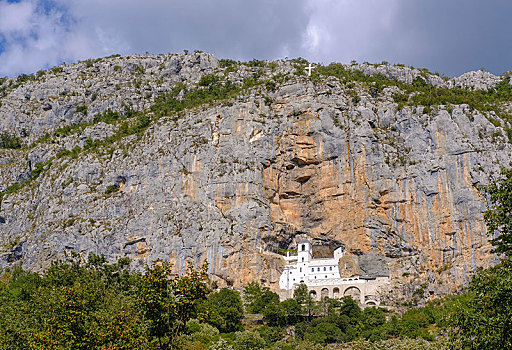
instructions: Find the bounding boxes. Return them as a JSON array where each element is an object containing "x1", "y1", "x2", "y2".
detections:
[
  {"x1": 323, "y1": 267, "x2": 326, "y2": 271},
  {"x1": 301, "y1": 257, "x2": 304, "y2": 262},
  {"x1": 325, "y1": 275, "x2": 327, "y2": 278},
  {"x1": 311, "y1": 268, "x2": 314, "y2": 272},
  {"x1": 317, "y1": 267, "x2": 320, "y2": 272},
  {"x1": 329, "y1": 266, "x2": 333, "y2": 271},
  {"x1": 300, "y1": 267, "x2": 302, "y2": 272},
  {"x1": 301, "y1": 244, "x2": 305, "y2": 251}
]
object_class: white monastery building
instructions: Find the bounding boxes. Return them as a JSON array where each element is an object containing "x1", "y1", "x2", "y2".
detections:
[{"x1": 279, "y1": 239, "x2": 389, "y2": 305}]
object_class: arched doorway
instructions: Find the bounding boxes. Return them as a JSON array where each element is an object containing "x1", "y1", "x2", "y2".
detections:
[
  {"x1": 344, "y1": 286, "x2": 361, "y2": 301},
  {"x1": 333, "y1": 287, "x2": 340, "y2": 299},
  {"x1": 321, "y1": 288, "x2": 329, "y2": 299}
]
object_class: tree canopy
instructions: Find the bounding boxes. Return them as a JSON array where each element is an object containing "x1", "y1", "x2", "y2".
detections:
[{"x1": 484, "y1": 166, "x2": 512, "y2": 256}]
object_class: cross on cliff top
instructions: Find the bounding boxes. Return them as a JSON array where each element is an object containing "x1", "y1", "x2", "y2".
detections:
[{"x1": 305, "y1": 63, "x2": 315, "y2": 77}]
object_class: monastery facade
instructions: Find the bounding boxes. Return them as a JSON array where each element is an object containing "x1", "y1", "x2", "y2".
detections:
[{"x1": 279, "y1": 239, "x2": 388, "y2": 305}]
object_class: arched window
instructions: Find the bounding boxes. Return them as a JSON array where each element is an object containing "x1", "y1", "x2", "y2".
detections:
[
  {"x1": 323, "y1": 267, "x2": 326, "y2": 271},
  {"x1": 301, "y1": 257, "x2": 304, "y2": 262},
  {"x1": 301, "y1": 244, "x2": 305, "y2": 251}
]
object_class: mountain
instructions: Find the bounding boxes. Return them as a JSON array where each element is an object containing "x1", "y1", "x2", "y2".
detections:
[{"x1": 1, "y1": 52, "x2": 511, "y2": 307}]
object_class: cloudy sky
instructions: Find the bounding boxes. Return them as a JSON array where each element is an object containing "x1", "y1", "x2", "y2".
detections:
[{"x1": 0, "y1": 0, "x2": 511, "y2": 77}]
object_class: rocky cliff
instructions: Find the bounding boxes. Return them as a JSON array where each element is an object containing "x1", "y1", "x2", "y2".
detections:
[{"x1": 1, "y1": 53, "x2": 511, "y2": 306}]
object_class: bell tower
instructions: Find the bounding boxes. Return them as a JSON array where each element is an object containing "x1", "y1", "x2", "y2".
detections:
[{"x1": 297, "y1": 239, "x2": 312, "y2": 263}]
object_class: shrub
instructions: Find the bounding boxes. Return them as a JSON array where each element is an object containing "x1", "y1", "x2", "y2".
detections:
[
  {"x1": 233, "y1": 331, "x2": 265, "y2": 350},
  {"x1": 105, "y1": 185, "x2": 119, "y2": 194},
  {"x1": 199, "y1": 74, "x2": 221, "y2": 86},
  {"x1": 0, "y1": 132, "x2": 22, "y2": 149},
  {"x1": 75, "y1": 105, "x2": 88, "y2": 115}
]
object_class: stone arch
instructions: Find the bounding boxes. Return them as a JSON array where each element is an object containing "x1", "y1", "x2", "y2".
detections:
[
  {"x1": 310, "y1": 290, "x2": 317, "y2": 300},
  {"x1": 366, "y1": 301, "x2": 377, "y2": 306},
  {"x1": 344, "y1": 286, "x2": 361, "y2": 300},
  {"x1": 321, "y1": 288, "x2": 329, "y2": 299},
  {"x1": 333, "y1": 287, "x2": 340, "y2": 299}
]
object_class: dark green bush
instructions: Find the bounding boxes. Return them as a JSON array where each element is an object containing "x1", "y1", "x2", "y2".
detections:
[
  {"x1": 75, "y1": 105, "x2": 88, "y2": 115},
  {"x1": 0, "y1": 132, "x2": 22, "y2": 149}
]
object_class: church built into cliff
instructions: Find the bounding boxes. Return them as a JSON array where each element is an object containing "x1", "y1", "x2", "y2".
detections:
[{"x1": 279, "y1": 239, "x2": 389, "y2": 305}]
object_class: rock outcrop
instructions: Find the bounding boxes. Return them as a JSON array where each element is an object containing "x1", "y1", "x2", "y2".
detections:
[{"x1": 1, "y1": 53, "x2": 511, "y2": 306}]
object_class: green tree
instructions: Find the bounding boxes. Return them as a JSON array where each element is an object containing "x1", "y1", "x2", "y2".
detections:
[
  {"x1": 339, "y1": 296, "x2": 362, "y2": 324},
  {"x1": 262, "y1": 301, "x2": 286, "y2": 327},
  {"x1": 281, "y1": 298, "x2": 303, "y2": 325},
  {"x1": 448, "y1": 259, "x2": 512, "y2": 349},
  {"x1": 484, "y1": 167, "x2": 512, "y2": 256},
  {"x1": 139, "y1": 260, "x2": 210, "y2": 349},
  {"x1": 202, "y1": 288, "x2": 244, "y2": 333},
  {"x1": 293, "y1": 284, "x2": 316, "y2": 320},
  {"x1": 306, "y1": 322, "x2": 343, "y2": 344},
  {"x1": 243, "y1": 281, "x2": 279, "y2": 314},
  {"x1": 0, "y1": 254, "x2": 148, "y2": 350}
]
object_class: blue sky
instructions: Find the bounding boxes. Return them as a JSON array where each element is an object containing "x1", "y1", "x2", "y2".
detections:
[{"x1": 0, "y1": 0, "x2": 511, "y2": 77}]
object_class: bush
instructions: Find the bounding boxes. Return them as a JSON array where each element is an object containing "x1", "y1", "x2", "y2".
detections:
[
  {"x1": 256, "y1": 325, "x2": 285, "y2": 346},
  {"x1": 75, "y1": 105, "x2": 88, "y2": 115},
  {"x1": 184, "y1": 319, "x2": 220, "y2": 347},
  {"x1": 305, "y1": 322, "x2": 343, "y2": 344},
  {"x1": 233, "y1": 331, "x2": 266, "y2": 350},
  {"x1": 105, "y1": 185, "x2": 119, "y2": 194},
  {"x1": 199, "y1": 74, "x2": 221, "y2": 86},
  {"x1": 0, "y1": 132, "x2": 22, "y2": 149}
]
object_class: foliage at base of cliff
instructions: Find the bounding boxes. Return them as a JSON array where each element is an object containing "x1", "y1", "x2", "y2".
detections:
[{"x1": 1, "y1": 254, "x2": 511, "y2": 349}]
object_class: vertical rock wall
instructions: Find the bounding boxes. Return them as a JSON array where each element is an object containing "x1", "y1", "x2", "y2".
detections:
[{"x1": 1, "y1": 55, "x2": 511, "y2": 304}]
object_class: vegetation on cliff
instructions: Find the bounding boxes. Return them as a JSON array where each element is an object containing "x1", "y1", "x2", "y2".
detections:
[
  {"x1": 1, "y1": 254, "x2": 508, "y2": 350},
  {"x1": 0, "y1": 255, "x2": 451, "y2": 349}
]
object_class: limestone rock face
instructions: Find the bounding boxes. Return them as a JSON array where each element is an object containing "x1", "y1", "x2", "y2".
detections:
[{"x1": 1, "y1": 53, "x2": 511, "y2": 306}]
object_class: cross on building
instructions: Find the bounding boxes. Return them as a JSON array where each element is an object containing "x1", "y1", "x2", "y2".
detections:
[{"x1": 305, "y1": 63, "x2": 315, "y2": 77}]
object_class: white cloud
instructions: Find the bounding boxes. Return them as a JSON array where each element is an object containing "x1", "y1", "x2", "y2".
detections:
[
  {"x1": 302, "y1": 0, "x2": 402, "y2": 64},
  {"x1": 0, "y1": 1, "x2": 34, "y2": 34},
  {"x1": 0, "y1": 0, "x2": 310, "y2": 76}
]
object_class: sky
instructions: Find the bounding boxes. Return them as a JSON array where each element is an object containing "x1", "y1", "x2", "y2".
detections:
[{"x1": 0, "y1": 0, "x2": 511, "y2": 78}]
